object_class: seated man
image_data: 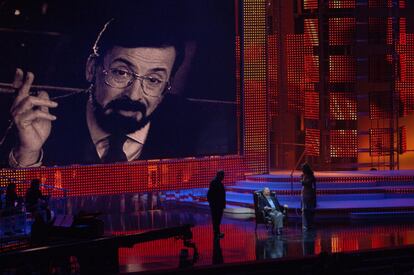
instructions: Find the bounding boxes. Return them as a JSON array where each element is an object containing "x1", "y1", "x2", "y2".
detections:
[{"x1": 258, "y1": 187, "x2": 284, "y2": 235}]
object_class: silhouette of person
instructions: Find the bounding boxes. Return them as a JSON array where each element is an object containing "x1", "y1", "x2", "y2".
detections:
[
  {"x1": 3, "y1": 181, "x2": 21, "y2": 235},
  {"x1": 5, "y1": 182, "x2": 19, "y2": 209},
  {"x1": 25, "y1": 179, "x2": 44, "y2": 213},
  {"x1": 207, "y1": 170, "x2": 226, "y2": 239},
  {"x1": 300, "y1": 163, "x2": 317, "y2": 231}
]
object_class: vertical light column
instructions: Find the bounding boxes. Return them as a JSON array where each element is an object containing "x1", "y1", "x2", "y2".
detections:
[{"x1": 242, "y1": 0, "x2": 269, "y2": 173}]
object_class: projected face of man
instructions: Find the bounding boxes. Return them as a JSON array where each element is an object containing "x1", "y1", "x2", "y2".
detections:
[{"x1": 87, "y1": 46, "x2": 176, "y2": 135}]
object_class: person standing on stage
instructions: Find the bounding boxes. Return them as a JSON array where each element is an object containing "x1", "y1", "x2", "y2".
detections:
[
  {"x1": 207, "y1": 170, "x2": 226, "y2": 239},
  {"x1": 300, "y1": 162, "x2": 317, "y2": 231},
  {"x1": 25, "y1": 178, "x2": 44, "y2": 212},
  {"x1": 5, "y1": 182, "x2": 19, "y2": 209}
]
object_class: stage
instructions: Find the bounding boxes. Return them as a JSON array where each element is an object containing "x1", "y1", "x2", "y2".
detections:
[
  {"x1": 2, "y1": 170, "x2": 414, "y2": 274},
  {"x1": 110, "y1": 206, "x2": 414, "y2": 273},
  {"x1": 107, "y1": 169, "x2": 414, "y2": 273}
]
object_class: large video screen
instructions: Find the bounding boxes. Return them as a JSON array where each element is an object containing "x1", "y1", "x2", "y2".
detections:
[{"x1": 0, "y1": 0, "x2": 237, "y2": 167}]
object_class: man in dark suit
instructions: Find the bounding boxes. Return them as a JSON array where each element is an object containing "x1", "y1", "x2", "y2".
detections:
[
  {"x1": 2, "y1": 8, "x2": 191, "y2": 167},
  {"x1": 207, "y1": 170, "x2": 226, "y2": 239},
  {"x1": 258, "y1": 187, "x2": 284, "y2": 235}
]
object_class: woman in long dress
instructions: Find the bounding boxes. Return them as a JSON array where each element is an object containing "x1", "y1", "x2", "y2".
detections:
[{"x1": 300, "y1": 163, "x2": 316, "y2": 231}]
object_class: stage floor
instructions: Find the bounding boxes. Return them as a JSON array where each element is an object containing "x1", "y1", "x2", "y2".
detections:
[{"x1": 101, "y1": 204, "x2": 414, "y2": 274}]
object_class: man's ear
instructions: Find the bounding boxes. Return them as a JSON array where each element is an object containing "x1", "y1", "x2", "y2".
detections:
[{"x1": 85, "y1": 54, "x2": 97, "y2": 83}]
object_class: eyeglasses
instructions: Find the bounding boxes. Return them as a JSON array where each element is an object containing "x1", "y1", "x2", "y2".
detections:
[{"x1": 102, "y1": 68, "x2": 171, "y2": 97}]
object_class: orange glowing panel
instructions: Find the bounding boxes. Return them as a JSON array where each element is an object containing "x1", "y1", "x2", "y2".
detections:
[
  {"x1": 330, "y1": 130, "x2": 358, "y2": 157},
  {"x1": 242, "y1": 0, "x2": 269, "y2": 173},
  {"x1": 369, "y1": 128, "x2": 393, "y2": 156},
  {"x1": 329, "y1": 92, "x2": 357, "y2": 120},
  {"x1": 399, "y1": 126, "x2": 407, "y2": 154}
]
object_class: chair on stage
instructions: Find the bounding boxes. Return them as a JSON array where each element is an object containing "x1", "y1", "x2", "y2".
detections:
[{"x1": 253, "y1": 190, "x2": 288, "y2": 231}]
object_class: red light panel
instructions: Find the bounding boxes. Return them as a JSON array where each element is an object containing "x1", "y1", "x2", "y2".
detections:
[
  {"x1": 330, "y1": 130, "x2": 358, "y2": 157},
  {"x1": 0, "y1": 157, "x2": 245, "y2": 197},
  {"x1": 369, "y1": 128, "x2": 393, "y2": 156},
  {"x1": 329, "y1": 0, "x2": 355, "y2": 9},
  {"x1": 400, "y1": 18, "x2": 406, "y2": 45},
  {"x1": 268, "y1": 34, "x2": 279, "y2": 118},
  {"x1": 304, "y1": 55, "x2": 319, "y2": 83},
  {"x1": 329, "y1": 56, "x2": 356, "y2": 83},
  {"x1": 329, "y1": 18, "x2": 355, "y2": 46},
  {"x1": 305, "y1": 128, "x2": 320, "y2": 156},
  {"x1": 387, "y1": 17, "x2": 393, "y2": 45},
  {"x1": 369, "y1": 92, "x2": 393, "y2": 119},
  {"x1": 304, "y1": 0, "x2": 319, "y2": 10},
  {"x1": 398, "y1": 86, "x2": 414, "y2": 116},
  {"x1": 403, "y1": 35, "x2": 414, "y2": 82},
  {"x1": 396, "y1": 34, "x2": 414, "y2": 116},
  {"x1": 399, "y1": 126, "x2": 407, "y2": 154},
  {"x1": 286, "y1": 34, "x2": 305, "y2": 113},
  {"x1": 304, "y1": 19, "x2": 319, "y2": 47},
  {"x1": 329, "y1": 92, "x2": 357, "y2": 120},
  {"x1": 305, "y1": 89, "x2": 320, "y2": 120}
]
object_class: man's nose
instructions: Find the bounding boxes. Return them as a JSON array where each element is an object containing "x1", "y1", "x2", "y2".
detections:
[{"x1": 124, "y1": 79, "x2": 145, "y2": 101}]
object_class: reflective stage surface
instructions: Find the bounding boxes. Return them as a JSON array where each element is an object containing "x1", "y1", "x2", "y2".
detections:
[{"x1": 98, "y1": 205, "x2": 414, "y2": 273}]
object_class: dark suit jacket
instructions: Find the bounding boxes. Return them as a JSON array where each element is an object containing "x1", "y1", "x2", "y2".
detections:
[
  {"x1": 258, "y1": 192, "x2": 282, "y2": 213},
  {"x1": 207, "y1": 177, "x2": 226, "y2": 210},
  {"x1": 0, "y1": 91, "x2": 233, "y2": 167}
]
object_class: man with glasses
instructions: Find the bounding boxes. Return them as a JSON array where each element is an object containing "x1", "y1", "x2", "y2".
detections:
[{"x1": 3, "y1": 10, "x2": 193, "y2": 167}]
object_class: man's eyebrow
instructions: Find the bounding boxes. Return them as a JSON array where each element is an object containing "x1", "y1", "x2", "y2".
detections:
[
  {"x1": 110, "y1": 58, "x2": 168, "y2": 75},
  {"x1": 110, "y1": 57, "x2": 135, "y2": 68}
]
